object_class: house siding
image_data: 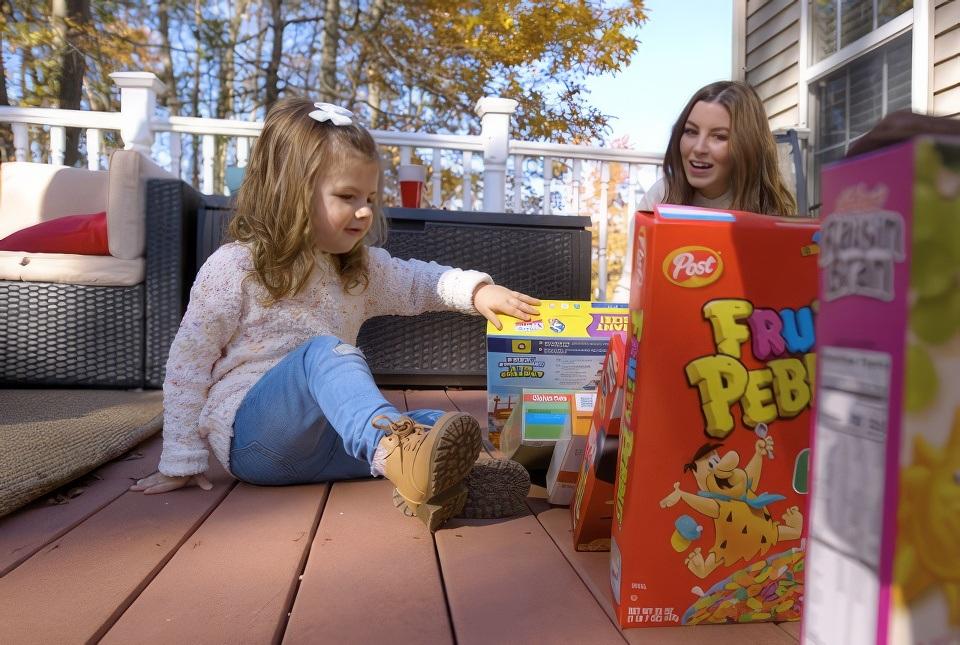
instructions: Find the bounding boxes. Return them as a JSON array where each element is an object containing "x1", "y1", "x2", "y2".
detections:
[
  {"x1": 740, "y1": 1, "x2": 960, "y2": 124},
  {"x1": 934, "y1": 0, "x2": 960, "y2": 116},
  {"x1": 744, "y1": 0, "x2": 802, "y2": 127}
]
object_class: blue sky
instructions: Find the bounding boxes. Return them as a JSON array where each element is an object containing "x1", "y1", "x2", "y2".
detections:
[{"x1": 585, "y1": 0, "x2": 734, "y2": 153}]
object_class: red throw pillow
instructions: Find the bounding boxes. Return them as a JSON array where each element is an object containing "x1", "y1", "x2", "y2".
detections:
[{"x1": 0, "y1": 212, "x2": 109, "y2": 255}]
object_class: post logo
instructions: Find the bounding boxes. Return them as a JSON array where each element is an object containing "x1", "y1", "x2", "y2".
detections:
[{"x1": 663, "y1": 246, "x2": 723, "y2": 288}]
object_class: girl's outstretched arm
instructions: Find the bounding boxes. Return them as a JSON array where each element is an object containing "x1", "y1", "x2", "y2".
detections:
[
  {"x1": 364, "y1": 246, "x2": 491, "y2": 316},
  {"x1": 473, "y1": 284, "x2": 540, "y2": 330}
]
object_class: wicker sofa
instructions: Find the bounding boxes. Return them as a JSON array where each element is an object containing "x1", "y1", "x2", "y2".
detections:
[{"x1": 0, "y1": 152, "x2": 200, "y2": 388}]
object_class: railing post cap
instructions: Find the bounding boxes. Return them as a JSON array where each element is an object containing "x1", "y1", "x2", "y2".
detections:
[
  {"x1": 475, "y1": 97, "x2": 518, "y2": 117},
  {"x1": 109, "y1": 72, "x2": 166, "y2": 94}
]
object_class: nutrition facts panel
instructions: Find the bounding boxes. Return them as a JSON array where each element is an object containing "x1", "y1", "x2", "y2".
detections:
[{"x1": 803, "y1": 346, "x2": 892, "y2": 645}]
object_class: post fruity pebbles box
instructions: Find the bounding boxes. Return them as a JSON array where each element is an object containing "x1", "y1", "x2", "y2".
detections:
[
  {"x1": 486, "y1": 300, "x2": 627, "y2": 449},
  {"x1": 610, "y1": 204, "x2": 819, "y2": 629},
  {"x1": 802, "y1": 138, "x2": 960, "y2": 645}
]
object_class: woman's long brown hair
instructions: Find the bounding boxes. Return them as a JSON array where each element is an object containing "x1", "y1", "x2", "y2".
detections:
[
  {"x1": 662, "y1": 81, "x2": 798, "y2": 216},
  {"x1": 228, "y1": 97, "x2": 386, "y2": 303}
]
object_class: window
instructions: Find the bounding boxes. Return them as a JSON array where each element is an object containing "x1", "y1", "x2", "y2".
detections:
[
  {"x1": 812, "y1": 0, "x2": 912, "y2": 63},
  {"x1": 812, "y1": 33, "x2": 912, "y2": 206}
]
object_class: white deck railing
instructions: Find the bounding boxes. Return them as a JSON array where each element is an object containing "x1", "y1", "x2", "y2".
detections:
[{"x1": 0, "y1": 72, "x2": 662, "y2": 298}]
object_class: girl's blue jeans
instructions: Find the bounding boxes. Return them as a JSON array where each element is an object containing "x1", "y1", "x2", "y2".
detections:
[{"x1": 230, "y1": 336, "x2": 444, "y2": 485}]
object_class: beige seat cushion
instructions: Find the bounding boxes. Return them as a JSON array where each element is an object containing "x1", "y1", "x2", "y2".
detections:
[
  {"x1": 106, "y1": 150, "x2": 179, "y2": 260},
  {"x1": 0, "y1": 151, "x2": 178, "y2": 283},
  {"x1": 0, "y1": 163, "x2": 109, "y2": 240},
  {"x1": 0, "y1": 251, "x2": 144, "y2": 286}
]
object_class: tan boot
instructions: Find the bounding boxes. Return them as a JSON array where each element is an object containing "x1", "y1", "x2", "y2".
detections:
[
  {"x1": 393, "y1": 456, "x2": 531, "y2": 520},
  {"x1": 373, "y1": 412, "x2": 481, "y2": 531}
]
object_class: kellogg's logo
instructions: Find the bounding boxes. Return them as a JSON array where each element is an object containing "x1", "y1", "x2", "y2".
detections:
[{"x1": 663, "y1": 246, "x2": 723, "y2": 288}]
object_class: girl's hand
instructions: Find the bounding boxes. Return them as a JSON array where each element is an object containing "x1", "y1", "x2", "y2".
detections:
[
  {"x1": 130, "y1": 471, "x2": 213, "y2": 495},
  {"x1": 473, "y1": 284, "x2": 541, "y2": 330}
]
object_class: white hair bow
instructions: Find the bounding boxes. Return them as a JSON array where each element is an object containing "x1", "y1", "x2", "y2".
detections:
[{"x1": 309, "y1": 102, "x2": 353, "y2": 126}]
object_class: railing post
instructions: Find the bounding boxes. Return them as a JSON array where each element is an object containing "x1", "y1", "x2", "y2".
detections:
[
  {"x1": 597, "y1": 162, "x2": 610, "y2": 300},
  {"x1": 12, "y1": 123, "x2": 28, "y2": 161},
  {"x1": 86, "y1": 128, "x2": 101, "y2": 170},
  {"x1": 475, "y1": 96, "x2": 518, "y2": 213},
  {"x1": 202, "y1": 134, "x2": 215, "y2": 194},
  {"x1": 49, "y1": 126, "x2": 66, "y2": 165},
  {"x1": 109, "y1": 71, "x2": 165, "y2": 155}
]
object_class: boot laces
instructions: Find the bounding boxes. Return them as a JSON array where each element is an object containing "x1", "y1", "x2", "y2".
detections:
[
  {"x1": 371, "y1": 415, "x2": 430, "y2": 440},
  {"x1": 371, "y1": 416, "x2": 432, "y2": 472}
]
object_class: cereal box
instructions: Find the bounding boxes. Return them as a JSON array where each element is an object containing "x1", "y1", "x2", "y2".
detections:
[
  {"x1": 571, "y1": 333, "x2": 627, "y2": 550},
  {"x1": 610, "y1": 204, "x2": 819, "y2": 628},
  {"x1": 802, "y1": 138, "x2": 960, "y2": 645},
  {"x1": 486, "y1": 300, "x2": 627, "y2": 449}
]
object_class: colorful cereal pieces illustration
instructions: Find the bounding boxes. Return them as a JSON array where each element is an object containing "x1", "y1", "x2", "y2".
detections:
[
  {"x1": 670, "y1": 515, "x2": 703, "y2": 552},
  {"x1": 682, "y1": 548, "x2": 804, "y2": 625},
  {"x1": 894, "y1": 408, "x2": 960, "y2": 624},
  {"x1": 660, "y1": 441, "x2": 801, "y2": 579}
]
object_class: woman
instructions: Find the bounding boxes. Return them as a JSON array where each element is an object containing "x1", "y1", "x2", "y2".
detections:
[{"x1": 613, "y1": 81, "x2": 798, "y2": 301}]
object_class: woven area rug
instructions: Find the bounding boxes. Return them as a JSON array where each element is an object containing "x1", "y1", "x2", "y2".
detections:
[{"x1": 0, "y1": 389, "x2": 163, "y2": 518}]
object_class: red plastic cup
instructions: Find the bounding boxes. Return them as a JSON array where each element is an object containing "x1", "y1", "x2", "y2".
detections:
[{"x1": 399, "y1": 164, "x2": 426, "y2": 208}]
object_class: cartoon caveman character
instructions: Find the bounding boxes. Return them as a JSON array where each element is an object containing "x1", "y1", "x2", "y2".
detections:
[{"x1": 659, "y1": 438, "x2": 803, "y2": 579}]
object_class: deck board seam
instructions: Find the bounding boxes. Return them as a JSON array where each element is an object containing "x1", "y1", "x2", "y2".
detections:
[
  {"x1": 93, "y1": 478, "x2": 240, "y2": 642},
  {"x1": 274, "y1": 482, "x2": 332, "y2": 644},
  {"x1": 524, "y1": 499, "x2": 630, "y2": 643},
  {"x1": 431, "y1": 533, "x2": 460, "y2": 645},
  {"x1": 2, "y1": 492, "x2": 119, "y2": 577},
  {"x1": 0, "y1": 435, "x2": 165, "y2": 577}
]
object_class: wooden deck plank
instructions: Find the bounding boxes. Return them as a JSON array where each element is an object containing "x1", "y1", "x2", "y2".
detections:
[
  {"x1": 0, "y1": 463, "x2": 234, "y2": 645},
  {"x1": 381, "y1": 388, "x2": 408, "y2": 412},
  {"x1": 283, "y1": 478, "x2": 453, "y2": 644},
  {"x1": 778, "y1": 621, "x2": 801, "y2": 640},
  {"x1": 534, "y1": 506, "x2": 798, "y2": 644},
  {"x1": 437, "y1": 513, "x2": 627, "y2": 645},
  {"x1": 101, "y1": 482, "x2": 327, "y2": 645},
  {"x1": 444, "y1": 388, "x2": 487, "y2": 423},
  {"x1": 0, "y1": 434, "x2": 162, "y2": 576}
]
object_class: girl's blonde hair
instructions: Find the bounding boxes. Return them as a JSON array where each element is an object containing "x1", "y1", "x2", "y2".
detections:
[
  {"x1": 662, "y1": 81, "x2": 799, "y2": 216},
  {"x1": 229, "y1": 97, "x2": 386, "y2": 303}
]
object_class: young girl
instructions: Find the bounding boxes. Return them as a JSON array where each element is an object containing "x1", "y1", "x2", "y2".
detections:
[
  {"x1": 612, "y1": 80, "x2": 798, "y2": 300},
  {"x1": 131, "y1": 98, "x2": 540, "y2": 531}
]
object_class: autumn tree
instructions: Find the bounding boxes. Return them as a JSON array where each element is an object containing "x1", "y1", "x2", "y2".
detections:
[
  {"x1": 2, "y1": 0, "x2": 156, "y2": 161},
  {"x1": 2, "y1": 0, "x2": 647, "y2": 186},
  {"x1": 52, "y1": 0, "x2": 90, "y2": 166}
]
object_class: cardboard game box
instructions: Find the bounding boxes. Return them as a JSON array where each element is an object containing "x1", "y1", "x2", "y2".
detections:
[
  {"x1": 545, "y1": 391, "x2": 596, "y2": 503},
  {"x1": 486, "y1": 300, "x2": 627, "y2": 450},
  {"x1": 802, "y1": 137, "x2": 960, "y2": 645},
  {"x1": 499, "y1": 389, "x2": 594, "y2": 470},
  {"x1": 610, "y1": 204, "x2": 819, "y2": 628},
  {"x1": 571, "y1": 333, "x2": 627, "y2": 550}
]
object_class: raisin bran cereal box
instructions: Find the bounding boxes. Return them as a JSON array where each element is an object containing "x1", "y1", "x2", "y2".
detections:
[
  {"x1": 571, "y1": 333, "x2": 627, "y2": 550},
  {"x1": 802, "y1": 138, "x2": 960, "y2": 645},
  {"x1": 610, "y1": 204, "x2": 819, "y2": 628}
]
